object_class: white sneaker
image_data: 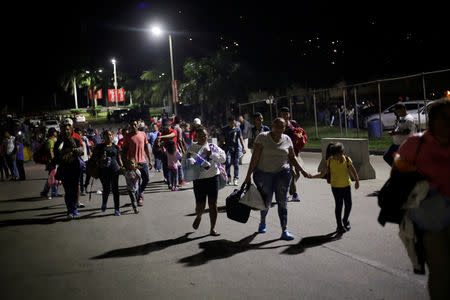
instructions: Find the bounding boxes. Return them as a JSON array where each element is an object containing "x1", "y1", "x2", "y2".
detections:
[
  {"x1": 233, "y1": 179, "x2": 239, "y2": 186},
  {"x1": 96, "y1": 190, "x2": 103, "y2": 195},
  {"x1": 227, "y1": 180, "x2": 232, "y2": 185}
]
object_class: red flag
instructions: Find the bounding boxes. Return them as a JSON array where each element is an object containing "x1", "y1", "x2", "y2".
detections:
[{"x1": 96, "y1": 89, "x2": 103, "y2": 99}]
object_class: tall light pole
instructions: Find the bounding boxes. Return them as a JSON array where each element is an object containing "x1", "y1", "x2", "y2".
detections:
[
  {"x1": 111, "y1": 58, "x2": 119, "y2": 108},
  {"x1": 151, "y1": 25, "x2": 177, "y2": 116}
]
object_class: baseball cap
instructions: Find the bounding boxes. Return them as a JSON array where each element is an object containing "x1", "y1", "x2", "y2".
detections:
[
  {"x1": 62, "y1": 118, "x2": 73, "y2": 126},
  {"x1": 193, "y1": 118, "x2": 201, "y2": 125},
  {"x1": 280, "y1": 107, "x2": 290, "y2": 112}
]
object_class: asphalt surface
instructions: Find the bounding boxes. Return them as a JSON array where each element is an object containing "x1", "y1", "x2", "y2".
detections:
[{"x1": 0, "y1": 152, "x2": 428, "y2": 300}]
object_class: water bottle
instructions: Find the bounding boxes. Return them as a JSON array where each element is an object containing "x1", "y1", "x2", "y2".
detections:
[{"x1": 193, "y1": 153, "x2": 211, "y2": 169}]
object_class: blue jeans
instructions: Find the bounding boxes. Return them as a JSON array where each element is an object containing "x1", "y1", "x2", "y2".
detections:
[
  {"x1": 100, "y1": 169, "x2": 120, "y2": 210},
  {"x1": 154, "y1": 158, "x2": 162, "y2": 171},
  {"x1": 168, "y1": 168, "x2": 178, "y2": 187},
  {"x1": 138, "y1": 162, "x2": 149, "y2": 198},
  {"x1": 226, "y1": 150, "x2": 240, "y2": 180},
  {"x1": 383, "y1": 144, "x2": 400, "y2": 166},
  {"x1": 253, "y1": 167, "x2": 292, "y2": 228},
  {"x1": 6, "y1": 154, "x2": 18, "y2": 178}
]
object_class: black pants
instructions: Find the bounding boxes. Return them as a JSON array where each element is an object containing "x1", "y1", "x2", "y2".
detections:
[
  {"x1": 331, "y1": 186, "x2": 352, "y2": 227},
  {"x1": 100, "y1": 170, "x2": 120, "y2": 210},
  {"x1": 16, "y1": 160, "x2": 25, "y2": 180},
  {"x1": 193, "y1": 175, "x2": 219, "y2": 203},
  {"x1": 0, "y1": 155, "x2": 9, "y2": 178}
]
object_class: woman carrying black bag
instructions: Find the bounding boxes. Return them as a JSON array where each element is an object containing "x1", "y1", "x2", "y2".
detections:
[{"x1": 243, "y1": 118, "x2": 311, "y2": 240}]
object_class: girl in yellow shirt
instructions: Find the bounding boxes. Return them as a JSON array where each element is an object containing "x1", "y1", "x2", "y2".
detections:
[{"x1": 312, "y1": 143, "x2": 360, "y2": 234}]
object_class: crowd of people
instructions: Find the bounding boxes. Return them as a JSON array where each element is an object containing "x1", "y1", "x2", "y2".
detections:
[{"x1": 1, "y1": 98, "x2": 449, "y2": 299}]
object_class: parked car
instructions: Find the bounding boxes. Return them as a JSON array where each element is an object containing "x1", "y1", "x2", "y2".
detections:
[
  {"x1": 75, "y1": 114, "x2": 86, "y2": 123},
  {"x1": 44, "y1": 119, "x2": 60, "y2": 133},
  {"x1": 112, "y1": 109, "x2": 130, "y2": 122},
  {"x1": 365, "y1": 100, "x2": 430, "y2": 130}
]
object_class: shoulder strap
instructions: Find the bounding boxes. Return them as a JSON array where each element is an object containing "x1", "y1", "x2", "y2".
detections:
[{"x1": 345, "y1": 155, "x2": 350, "y2": 167}]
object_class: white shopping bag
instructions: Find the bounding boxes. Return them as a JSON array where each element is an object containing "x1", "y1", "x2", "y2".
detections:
[{"x1": 239, "y1": 183, "x2": 267, "y2": 210}]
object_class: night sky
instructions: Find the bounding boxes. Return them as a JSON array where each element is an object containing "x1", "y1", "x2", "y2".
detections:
[{"x1": 5, "y1": 1, "x2": 449, "y2": 110}]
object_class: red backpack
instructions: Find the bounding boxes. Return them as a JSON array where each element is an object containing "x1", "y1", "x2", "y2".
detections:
[{"x1": 291, "y1": 126, "x2": 308, "y2": 152}]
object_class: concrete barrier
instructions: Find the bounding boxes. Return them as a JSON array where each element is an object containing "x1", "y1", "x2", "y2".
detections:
[{"x1": 317, "y1": 138, "x2": 376, "y2": 180}]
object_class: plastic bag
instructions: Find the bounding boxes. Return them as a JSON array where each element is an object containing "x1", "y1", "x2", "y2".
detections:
[
  {"x1": 239, "y1": 183, "x2": 267, "y2": 210},
  {"x1": 48, "y1": 167, "x2": 61, "y2": 188}
]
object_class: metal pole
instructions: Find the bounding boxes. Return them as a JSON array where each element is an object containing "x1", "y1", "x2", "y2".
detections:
[
  {"x1": 269, "y1": 102, "x2": 273, "y2": 123},
  {"x1": 169, "y1": 35, "x2": 177, "y2": 116},
  {"x1": 422, "y1": 74, "x2": 428, "y2": 130},
  {"x1": 354, "y1": 88, "x2": 360, "y2": 136},
  {"x1": 313, "y1": 92, "x2": 318, "y2": 138},
  {"x1": 113, "y1": 62, "x2": 118, "y2": 108},
  {"x1": 73, "y1": 78, "x2": 78, "y2": 109},
  {"x1": 377, "y1": 82, "x2": 383, "y2": 136},
  {"x1": 343, "y1": 89, "x2": 348, "y2": 136},
  {"x1": 338, "y1": 107, "x2": 343, "y2": 136}
]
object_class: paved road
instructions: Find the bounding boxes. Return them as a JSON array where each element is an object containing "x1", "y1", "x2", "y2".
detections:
[{"x1": 0, "y1": 152, "x2": 428, "y2": 299}]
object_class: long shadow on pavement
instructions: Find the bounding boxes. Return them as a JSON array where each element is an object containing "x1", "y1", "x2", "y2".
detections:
[
  {"x1": 178, "y1": 233, "x2": 289, "y2": 267},
  {"x1": 91, "y1": 232, "x2": 210, "y2": 259},
  {"x1": 281, "y1": 232, "x2": 342, "y2": 255},
  {"x1": 0, "y1": 196, "x2": 48, "y2": 203},
  {"x1": 185, "y1": 205, "x2": 227, "y2": 216},
  {"x1": 0, "y1": 204, "x2": 65, "y2": 215},
  {"x1": 0, "y1": 210, "x2": 131, "y2": 228}
]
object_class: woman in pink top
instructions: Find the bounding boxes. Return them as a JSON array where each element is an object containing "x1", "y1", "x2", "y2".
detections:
[{"x1": 397, "y1": 98, "x2": 450, "y2": 299}]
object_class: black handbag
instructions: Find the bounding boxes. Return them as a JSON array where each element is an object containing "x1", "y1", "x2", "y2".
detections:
[
  {"x1": 377, "y1": 135, "x2": 425, "y2": 226},
  {"x1": 226, "y1": 183, "x2": 251, "y2": 223}
]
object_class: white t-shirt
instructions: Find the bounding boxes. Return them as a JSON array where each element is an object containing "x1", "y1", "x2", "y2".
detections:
[
  {"x1": 254, "y1": 132, "x2": 293, "y2": 173},
  {"x1": 393, "y1": 114, "x2": 416, "y2": 145},
  {"x1": 184, "y1": 143, "x2": 226, "y2": 179}
]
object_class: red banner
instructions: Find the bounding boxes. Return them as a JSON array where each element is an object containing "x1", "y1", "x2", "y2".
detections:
[
  {"x1": 108, "y1": 89, "x2": 125, "y2": 102},
  {"x1": 89, "y1": 89, "x2": 103, "y2": 99},
  {"x1": 96, "y1": 89, "x2": 103, "y2": 99}
]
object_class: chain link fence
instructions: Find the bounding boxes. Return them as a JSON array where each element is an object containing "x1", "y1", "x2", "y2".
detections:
[{"x1": 237, "y1": 69, "x2": 449, "y2": 147}]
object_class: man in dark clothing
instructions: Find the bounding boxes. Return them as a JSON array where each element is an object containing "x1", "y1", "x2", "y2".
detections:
[
  {"x1": 248, "y1": 112, "x2": 270, "y2": 151},
  {"x1": 54, "y1": 118, "x2": 83, "y2": 218},
  {"x1": 220, "y1": 117, "x2": 247, "y2": 186}
]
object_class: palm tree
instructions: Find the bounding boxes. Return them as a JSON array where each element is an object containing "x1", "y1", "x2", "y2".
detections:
[
  {"x1": 140, "y1": 69, "x2": 171, "y2": 107},
  {"x1": 60, "y1": 69, "x2": 85, "y2": 109}
]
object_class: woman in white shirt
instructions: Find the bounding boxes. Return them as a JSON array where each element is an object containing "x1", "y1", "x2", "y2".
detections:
[
  {"x1": 185, "y1": 127, "x2": 226, "y2": 236},
  {"x1": 244, "y1": 118, "x2": 311, "y2": 240}
]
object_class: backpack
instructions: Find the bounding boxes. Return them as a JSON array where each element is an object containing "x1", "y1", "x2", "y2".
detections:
[
  {"x1": 288, "y1": 121, "x2": 307, "y2": 152},
  {"x1": 33, "y1": 142, "x2": 48, "y2": 164}
]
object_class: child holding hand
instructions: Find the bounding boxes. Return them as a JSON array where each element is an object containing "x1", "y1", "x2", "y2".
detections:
[{"x1": 311, "y1": 142, "x2": 360, "y2": 234}]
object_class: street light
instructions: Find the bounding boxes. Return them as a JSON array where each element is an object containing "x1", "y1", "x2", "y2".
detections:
[
  {"x1": 150, "y1": 25, "x2": 177, "y2": 116},
  {"x1": 111, "y1": 59, "x2": 118, "y2": 108}
]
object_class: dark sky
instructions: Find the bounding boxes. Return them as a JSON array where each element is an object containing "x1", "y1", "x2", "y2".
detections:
[{"x1": 5, "y1": 1, "x2": 449, "y2": 108}]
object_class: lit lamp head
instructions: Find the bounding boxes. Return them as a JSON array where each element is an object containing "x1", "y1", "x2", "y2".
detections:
[{"x1": 151, "y1": 26, "x2": 162, "y2": 37}]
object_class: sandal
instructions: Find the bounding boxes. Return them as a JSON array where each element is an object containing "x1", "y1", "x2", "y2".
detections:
[{"x1": 210, "y1": 230, "x2": 221, "y2": 237}]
